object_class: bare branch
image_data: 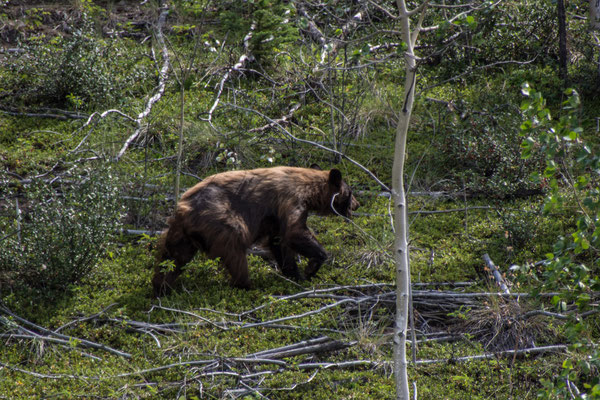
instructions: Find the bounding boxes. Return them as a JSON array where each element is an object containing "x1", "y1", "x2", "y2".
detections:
[
  {"x1": 115, "y1": 3, "x2": 170, "y2": 161},
  {"x1": 0, "y1": 306, "x2": 131, "y2": 359},
  {"x1": 204, "y1": 23, "x2": 256, "y2": 126},
  {"x1": 223, "y1": 103, "x2": 390, "y2": 192},
  {"x1": 482, "y1": 254, "x2": 511, "y2": 295}
]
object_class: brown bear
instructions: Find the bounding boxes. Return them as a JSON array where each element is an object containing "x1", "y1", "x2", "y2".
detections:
[{"x1": 152, "y1": 165, "x2": 359, "y2": 296}]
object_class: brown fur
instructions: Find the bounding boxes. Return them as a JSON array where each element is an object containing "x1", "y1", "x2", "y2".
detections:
[{"x1": 152, "y1": 166, "x2": 359, "y2": 296}]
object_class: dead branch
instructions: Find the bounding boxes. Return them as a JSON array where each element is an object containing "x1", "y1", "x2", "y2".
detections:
[
  {"x1": 247, "y1": 336, "x2": 331, "y2": 358},
  {"x1": 0, "y1": 360, "x2": 84, "y2": 380},
  {"x1": 482, "y1": 254, "x2": 510, "y2": 294},
  {"x1": 149, "y1": 304, "x2": 229, "y2": 331},
  {"x1": 115, "y1": 3, "x2": 170, "y2": 161},
  {"x1": 248, "y1": 103, "x2": 301, "y2": 134},
  {"x1": 238, "y1": 298, "x2": 363, "y2": 330},
  {"x1": 297, "y1": 359, "x2": 386, "y2": 370},
  {"x1": 0, "y1": 106, "x2": 88, "y2": 120},
  {"x1": 0, "y1": 306, "x2": 131, "y2": 359},
  {"x1": 54, "y1": 303, "x2": 119, "y2": 333},
  {"x1": 204, "y1": 23, "x2": 256, "y2": 125},
  {"x1": 415, "y1": 344, "x2": 568, "y2": 365},
  {"x1": 246, "y1": 336, "x2": 355, "y2": 359},
  {"x1": 297, "y1": 2, "x2": 368, "y2": 66}
]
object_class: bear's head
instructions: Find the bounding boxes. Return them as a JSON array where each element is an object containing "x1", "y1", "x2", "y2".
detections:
[{"x1": 327, "y1": 168, "x2": 360, "y2": 218}]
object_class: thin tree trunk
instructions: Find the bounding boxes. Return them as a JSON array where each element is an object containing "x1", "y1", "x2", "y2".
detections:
[
  {"x1": 394, "y1": 2, "x2": 428, "y2": 398},
  {"x1": 394, "y1": 1, "x2": 417, "y2": 399},
  {"x1": 557, "y1": 0, "x2": 568, "y2": 83}
]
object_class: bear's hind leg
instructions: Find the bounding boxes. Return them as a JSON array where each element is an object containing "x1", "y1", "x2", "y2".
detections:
[{"x1": 209, "y1": 238, "x2": 252, "y2": 289}]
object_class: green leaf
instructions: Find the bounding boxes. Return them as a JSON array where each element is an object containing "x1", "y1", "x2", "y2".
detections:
[{"x1": 563, "y1": 130, "x2": 577, "y2": 141}]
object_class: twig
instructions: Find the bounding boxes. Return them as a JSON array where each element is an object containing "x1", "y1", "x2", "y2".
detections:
[
  {"x1": 54, "y1": 303, "x2": 119, "y2": 333},
  {"x1": 0, "y1": 361, "x2": 85, "y2": 380},
  {"x1": 249, "y1": 103, "x2": 301, "y2": 134},
  {"x1": 149, "y1": 304, "x2": 228, "y2": 331},
  {"x1": 238, "y1": 298, "x2": 362, "y2": 329},
  {"x1": 297, "y1": 359, "x2": 385, "y2": 370},
  {"x1": 204, "y1": 23, "x2": 255, "y2": 125},
  {"x1": 223, "y1": 103, "x2": 390, "y2": 191}
]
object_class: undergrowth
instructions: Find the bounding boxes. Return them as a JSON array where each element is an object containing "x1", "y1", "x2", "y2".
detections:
[{"x1": 1, "y1": 1, "x2": 596, "y2": 398}]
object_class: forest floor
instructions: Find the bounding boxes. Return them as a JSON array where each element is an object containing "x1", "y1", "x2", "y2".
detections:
[{"x1": 0, "y1": 1, "x2": 597, "y2": 399}]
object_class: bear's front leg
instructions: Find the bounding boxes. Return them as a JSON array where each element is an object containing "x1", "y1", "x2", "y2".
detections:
[
  {"x1": 269, "y1": 235, "x2": 305, "y2": 281},
  {"x1": 286, "y1": 230, "x2": 328, "y2": 280}
]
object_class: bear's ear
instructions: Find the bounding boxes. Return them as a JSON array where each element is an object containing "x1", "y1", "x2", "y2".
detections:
[
  {"x1": 310, "y1": 163, "x2": 322, "y2": 170},
  {"x1": 328, "y1": 169, "x2": 342, "y2": 188}
]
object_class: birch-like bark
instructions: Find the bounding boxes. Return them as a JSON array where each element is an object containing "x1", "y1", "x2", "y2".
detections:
[{"x1": 394, "y1": 1, "x2": 427, "y2": 399}]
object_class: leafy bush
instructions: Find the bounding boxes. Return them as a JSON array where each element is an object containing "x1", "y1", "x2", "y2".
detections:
[
  {"x1": 3, "y1": 16, "x2": 151, "y2": 110},
  {"x1": 516, "y1": 84, "x2": 600, "y2": 399},
  {"x1": 0, "y1": 167, "x2": 124, "y2": 298},
  {"x1": 435, "y1": 100, "x2": 546, "y2": 198}
]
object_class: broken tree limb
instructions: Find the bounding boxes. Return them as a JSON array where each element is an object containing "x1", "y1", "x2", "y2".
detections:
[
  {"x1": 246, "y1": 336, "x2": 355, "y2": 360},
  {"x1": 483, "y1": 253, "x2": 510, "y2": 294},
  {"x1": 415, "y1": 344, "x2": 568, "y2": 365},
  {"x1": 297, "y1": 2, "x2": 367, "y2": 66},
  {"x1": 0, "y1": 106, "x2": 88, "y2": 120},
  {"x1": 115, "y1": 3, "x2": 170, "y2": 161},
  {"x1": 204, "y1": 23, "x2": 256, "y2": 125},
  {"x1": 248, "y1": 103, "x2": 301, "y2": 134},
  {"x1": 54, "y1": 303, "x2": 119, "y2": 333},
  {"x1": 0, "y1": 306, "x2": 131, "y2": 359}
]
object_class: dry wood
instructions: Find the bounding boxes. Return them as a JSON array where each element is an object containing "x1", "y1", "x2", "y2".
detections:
[
  {"x1": 204, "y1": 22, "x2": 255, "y2": 126},
  {"x1": 0, "y1": 106, "x2": 88, "y2": 120},
  {"x1": 0, "y1": 306, "x2": 131, "y2": 359},
  {"x1": 115, "y1": 3, "x2": 170, "y2": 161},
  {"x1": 414, "y1": 344, "x2": 567, "y2": 365},
  {"x1": 247, "y1": 336, "x2": 355, "y2": 360},
  {"x1": 483, "y1": 253, "x2": 510, "y2": 294}
]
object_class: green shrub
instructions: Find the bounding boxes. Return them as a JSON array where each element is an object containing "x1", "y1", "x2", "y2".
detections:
[
  {"x1": 0, "y1": 166, "x2": 124, "y2": 298},
  {"x1": 516, "y1": 84, "x2": 600, "y2": 399},
  {"x1": 3, "y1": 17, "x2": 151, "y2": 110},
  {"x1": 433, "y1": 100, "x2": 546, "y2": 198}
]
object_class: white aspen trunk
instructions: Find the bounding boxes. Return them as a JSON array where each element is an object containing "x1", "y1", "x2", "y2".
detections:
[
  {"x1": 591, "y1": 0, "x2": 600, "y2": 30},
  {"x1": 394, "y1": 1, "x2": 419, "y2": 399}
]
